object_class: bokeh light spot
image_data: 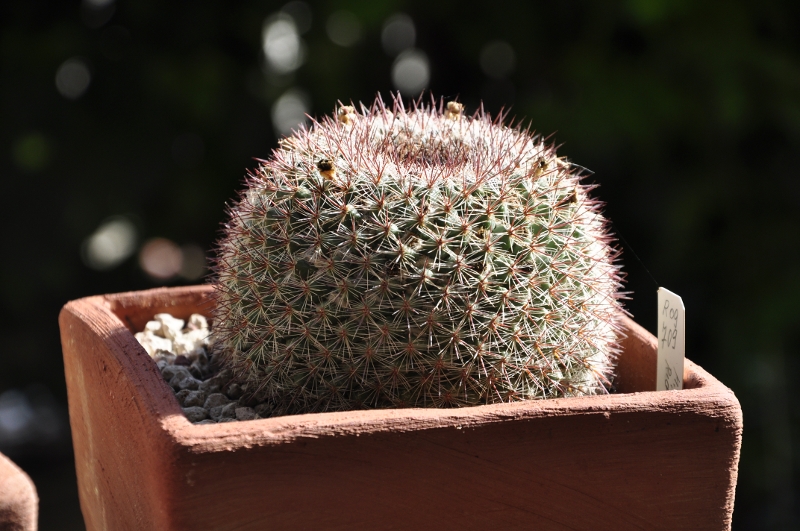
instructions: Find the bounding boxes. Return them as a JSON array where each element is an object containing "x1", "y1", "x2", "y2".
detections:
[
  {"x1": 139, "y1": 238, "x2": 183, "y2": 280},
  {"x1": 262, "y1": 14, "x2": 305, "y2": 75},
  {"x1": 0, "y1": 386, "x2": 64, "y2": 447},
  {"x1": 81, "y1": 217, "x2": 138, "y2": 271},
  {"x1": 271, "y1": 88, "x2": 310, "y2": 137},
  {"x1": 392, "y1": 50, "x2": 429, "y2": 96},
  {"x1": 55, "y1": 58, "x2": 91, "y2": 100},
  {"x1": 382, "y1": 14, "x2": 415, "y2": 56},
  {"x1": 0, "y1": 390, "x2": 34, "y2": 434}
]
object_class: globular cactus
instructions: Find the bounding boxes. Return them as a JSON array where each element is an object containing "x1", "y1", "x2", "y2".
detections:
[{"x1": 212, "y1": 96, "x2": 624, "y2": 416}]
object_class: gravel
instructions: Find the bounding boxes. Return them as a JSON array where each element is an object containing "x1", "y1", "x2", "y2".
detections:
[
  {"x1": 235, "y1": 407, "x2": 257, "y2": 421},
  {"x1": 183, "y1": 390, "x2": 206, "y2": 408},
  {"x1": 203, "y1": 393, "x2": 232, "y2": 410},
  {"x1": 215, "y1": 403, "x2": 238, "y2": 421},
  {"x1": 182, "y1": 407, "x2": 209, "y2": 423},
  {"x1": 175, "y1": 389, "x2": 192, "y2": 404},
  {"x1": 135, "y1": 312, "x2": 273, "y2": 425}
]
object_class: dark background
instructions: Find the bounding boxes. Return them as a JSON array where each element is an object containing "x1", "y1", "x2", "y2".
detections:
[{"x1": 2, "y1": 0, "x2": 799, "y2": 528}]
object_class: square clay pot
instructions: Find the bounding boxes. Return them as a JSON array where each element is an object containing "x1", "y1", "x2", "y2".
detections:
[{"x1": 59, "y1": 285, "x2": 741, "y2": 530}]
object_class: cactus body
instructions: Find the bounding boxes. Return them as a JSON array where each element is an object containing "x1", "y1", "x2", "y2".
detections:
[{"x1": 213, "y1": 97, "x2": 623, "y2": 415}]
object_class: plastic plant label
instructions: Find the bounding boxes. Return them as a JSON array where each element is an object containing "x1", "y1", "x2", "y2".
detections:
[{"x1": 656, "y1": 287, "x2": 685, "y2": 391}]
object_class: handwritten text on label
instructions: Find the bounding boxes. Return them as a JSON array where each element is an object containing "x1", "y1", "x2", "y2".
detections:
[{"x1": 656, "y1": 287, "x2": 685, "y2": 391}]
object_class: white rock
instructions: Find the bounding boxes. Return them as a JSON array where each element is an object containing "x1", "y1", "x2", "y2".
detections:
[
  {"x1": 144, "y1": 320, "x2": 162, "y2": 334},
  {"x1": 188, "y1": 314, "x2": 208, "y2": 331},
  {"x1": 189, "y1": 327, "x2": 210, "y2": 345},
  {"x1": 172, "y1": 337, "x2": 193, "y2": 355},
  {"x1": 154, "y1": 313, "x2": 185, "y2": 340},
  {"x1": 173, "y1": 328, "x2": 209, "y2": 355},
  {"x1": 134, "y1": 332, "x2": 173, "y2": 357}
]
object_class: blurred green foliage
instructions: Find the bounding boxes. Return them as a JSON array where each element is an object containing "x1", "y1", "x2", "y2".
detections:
[{"x1": 2, "y1": 0, "x2": 799, "y2": 528}]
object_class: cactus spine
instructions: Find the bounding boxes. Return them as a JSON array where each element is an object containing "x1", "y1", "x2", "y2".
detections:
[{"x1": 212, "y1": 96, "x2": 623, "y2": 416}]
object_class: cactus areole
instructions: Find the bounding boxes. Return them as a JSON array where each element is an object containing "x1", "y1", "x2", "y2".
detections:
[{"x1": 212, "y1": 96, "x2": 624, "y2": 416}]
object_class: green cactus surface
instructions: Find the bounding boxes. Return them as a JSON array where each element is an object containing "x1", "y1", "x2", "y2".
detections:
[{"x1": 212, "y1": 96, "x2": 624, "y2": 416}]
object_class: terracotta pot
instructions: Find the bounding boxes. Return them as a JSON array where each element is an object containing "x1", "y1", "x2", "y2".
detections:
[
  {"x1": 59, "y1": 285, "x2": 741, "y2": 531},
  {"x1": 0, "y1": 451, "x2": 38, "y2": 531}
]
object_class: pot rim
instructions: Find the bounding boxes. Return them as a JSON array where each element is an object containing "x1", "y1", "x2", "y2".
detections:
[{"x1": 62, "y1": 285, "x2": 740, "y2": 452}]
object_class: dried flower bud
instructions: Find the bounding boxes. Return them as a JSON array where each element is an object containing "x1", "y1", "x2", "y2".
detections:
[
  {"x1": 337, "y1": 105, "x2": 357, "y2": 126},
  {"x1": 316, "y1": 158, "x2": 336, "y2": 180},
  {"x1": 444, "y1": 101, "x2": 463, "y2": 121}
]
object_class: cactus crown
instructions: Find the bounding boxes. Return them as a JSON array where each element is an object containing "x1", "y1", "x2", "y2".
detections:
[{"x1": 212, "y1": 95, "x2": 624, "y2": 416}]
